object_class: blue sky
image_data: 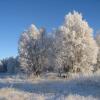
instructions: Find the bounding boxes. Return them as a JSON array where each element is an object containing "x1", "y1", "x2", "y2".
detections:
[{"x1": 0, "y1": 0, "x2": 100, "y2": 59}]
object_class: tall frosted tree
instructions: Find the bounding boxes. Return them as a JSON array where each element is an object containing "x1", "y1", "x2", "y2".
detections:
[
  {"x1": 95, "y1": 32, "x2": 100, "y2": 46},
  {"x1": 95, "y1": 31, "x2": 100, "y2": 70},
  {"x1": 54, "y1": 11, "x2": 98, "y2": 74},
  {"x1": 46, "y1": 34, "x2": 55, "y2": 72},
  {"x1": 18, "y1": 24, "x2": 48, "y2": 75}
]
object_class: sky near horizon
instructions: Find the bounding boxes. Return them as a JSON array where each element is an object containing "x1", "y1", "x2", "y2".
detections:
[{"x1": 0, "y1": 0, "x2": 100, "y2": 59}]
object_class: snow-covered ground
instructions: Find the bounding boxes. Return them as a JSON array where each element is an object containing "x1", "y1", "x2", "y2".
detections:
[{"x1": 0, "y1": 72, "x2": 100, "y2": 100}]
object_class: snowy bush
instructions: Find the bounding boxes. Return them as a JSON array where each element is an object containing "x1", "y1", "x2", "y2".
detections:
[{"x1": 54, "y1": 11, "x2": 98, "y2": 74}]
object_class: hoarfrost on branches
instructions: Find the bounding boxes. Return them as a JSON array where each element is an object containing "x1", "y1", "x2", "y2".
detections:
[
  {"x1": 54, "y1": 11, "x2": 98, "y2": 74},
  {"x1": 18, "y1": 24, "x2": 48, "y2": 75}
]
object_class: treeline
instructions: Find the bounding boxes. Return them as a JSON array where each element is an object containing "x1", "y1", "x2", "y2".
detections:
[
  {"x1": 0, "y1": 57, "x2": 19, "y2": 73},
  {"x1": 0, "y1": 11, "x2": 100, "y2": 76}
]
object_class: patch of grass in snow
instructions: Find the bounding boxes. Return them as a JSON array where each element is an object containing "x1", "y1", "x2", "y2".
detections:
[
  {"x1": 0, "y1": 88, "x2": 45, "y2": 100},
  {"x1": 65, "y1": 94, "x2": 98, "y2": 100}
]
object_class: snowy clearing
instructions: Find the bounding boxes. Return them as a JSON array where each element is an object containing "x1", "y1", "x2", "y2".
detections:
[{"x1": 0, "y1": 73, "x2": 100, "y2": 100}]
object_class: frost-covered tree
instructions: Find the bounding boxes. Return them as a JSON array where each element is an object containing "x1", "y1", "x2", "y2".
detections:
[
  {"x1": 0, "y1": 60, "x2": 4, "y2": 72},
  {"x1": 95, "y1": 31, "x2": 100, "y2": 46},
  {"x1": 54, "y1": 11, "x2": 98, "y2": 74},
  {"x1": 7, "y1": 57, "x2": 20, "y2": 73},
  {"x1": 1, "y1": 58, "x2": 8, "y2": 72},
  {"x1": 19, "y1": 24, "x2": 48, "y2": 75},
  {"x1": 38, "y1": 28, "x2": 49, "y2": 72},
  {"x1": 95, "y1": 31, "x2": 100, "y2": 70},
  {"x1": 45, "y1": 34, "x2": 55, "y2": 72}
]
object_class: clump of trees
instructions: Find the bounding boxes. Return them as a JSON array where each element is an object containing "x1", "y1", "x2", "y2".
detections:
[
  {"x1": 0, "y1": 11, "x2": 100, "y2": 77},
  {"x1": 18, "y1": 11, "x2": 99, "y2": 76},
  {"x1": 0, "y1": 57, "x2": 19, "y2": 73}
]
